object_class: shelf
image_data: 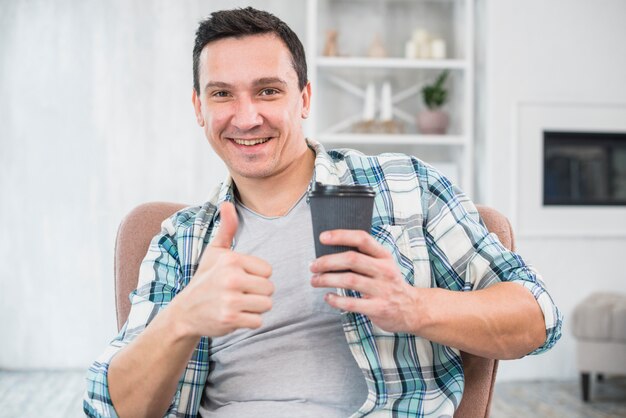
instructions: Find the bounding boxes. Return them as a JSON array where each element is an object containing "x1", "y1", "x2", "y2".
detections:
[
  {"x1": 316, "y1": 57, "x2": 467, "y2": 70},
  {"x1": 307, "y1": 0, "x2": 475, "y2": 196},
  {"x1": 318, "y1": 133, "x2": 467, "y2": 146}
]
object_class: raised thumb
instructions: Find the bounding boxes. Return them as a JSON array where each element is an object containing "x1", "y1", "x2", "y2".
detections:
[{"x1": 210, "y1": 201, "x2": 238, "y2": 249}]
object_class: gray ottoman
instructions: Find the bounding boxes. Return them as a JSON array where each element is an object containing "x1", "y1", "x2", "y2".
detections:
[{"x1": 572, "y1": 292, "x2": 626, "y2": 401}]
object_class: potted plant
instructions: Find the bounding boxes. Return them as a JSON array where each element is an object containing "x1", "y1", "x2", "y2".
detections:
[{"x1": 417, "y1": 70, "x2": 450, "y2": 134}]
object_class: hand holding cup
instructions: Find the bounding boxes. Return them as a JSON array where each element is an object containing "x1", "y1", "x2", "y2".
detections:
[{"x1": 309, "y1": 183, "x2": 419, "y2": 334}]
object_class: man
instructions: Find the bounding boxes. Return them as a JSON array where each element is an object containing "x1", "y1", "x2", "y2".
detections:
[{"x1": 84, "y1": 7, "x2": 562, "y2": 418}]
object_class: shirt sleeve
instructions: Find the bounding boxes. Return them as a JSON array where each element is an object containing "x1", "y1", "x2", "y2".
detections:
[
  {"x1": 420, "y1": 163, "x2": 562, "y2": 355},
  {"x1": 83, "y1": 215, "x2": 184, "y2": 417}
]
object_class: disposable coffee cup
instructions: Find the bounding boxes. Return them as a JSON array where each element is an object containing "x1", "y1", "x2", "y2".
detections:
[{"x1": 308, "y1": 182, "x2": 376, "y2": 258}]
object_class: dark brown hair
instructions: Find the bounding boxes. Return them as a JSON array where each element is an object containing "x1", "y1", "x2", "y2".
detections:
[{"x1": 193, "y1": 7, "x2": 308, "y2": 94}]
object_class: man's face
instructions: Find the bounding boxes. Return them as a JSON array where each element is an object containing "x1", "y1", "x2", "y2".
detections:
[{"x1": 192, "y1": 33, "x2": 311, "y2": 181}]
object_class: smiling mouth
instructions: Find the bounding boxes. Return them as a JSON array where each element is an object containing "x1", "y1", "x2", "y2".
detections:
[{"x1": 231, "y1": 137, "x2": 272, "y2": 146}]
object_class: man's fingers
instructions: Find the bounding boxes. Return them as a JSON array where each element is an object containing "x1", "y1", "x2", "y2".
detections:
[
  {"x1": 311, "y1": 271, "x2": 379, "y2": 296},
  {"x1": 236, "y1": 312, "x2": 264, "y2": 330},
  {"x1": 239, "y1": 294, "x2": 273, "y2": 313},
  {"x1": 206, "y1": 201, "x2": 272, "y2": 277},
  {"x1": 231, "y1": 273, "x2": 275, "y2": 296},
  {"x1": 210, "y1": 201, "x2": 238, "y2": 249},
  {"x1": 319, "y1": 229, "x2": 390, "y2": 259},
  {"x1": 238, "y1": 254, "x2": 273, "y2": 278},
  {"x1": 311, "y1": 250, "x2": 380, "y2": 278},
  {"x1": 323, "y1": 292, "x2": 377, "y2": 315}
]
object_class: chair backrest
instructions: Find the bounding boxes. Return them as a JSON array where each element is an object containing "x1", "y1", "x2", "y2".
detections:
[
  {"x1": 114, "y1": 202, "x2": 515, "y2": 418},
  {"x1": 455, "y1": 204, "x2": 514, "y2": 418},
  {"x1": 114, "y1": 202, "x2": 186, "y2": 331}
]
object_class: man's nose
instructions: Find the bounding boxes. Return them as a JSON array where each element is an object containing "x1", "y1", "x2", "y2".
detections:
[{"x1": 231, "y1": 97, "x2": 262, "y2": 130}]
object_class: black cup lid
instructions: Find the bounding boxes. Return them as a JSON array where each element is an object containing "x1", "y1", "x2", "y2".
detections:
[{"x1": 309, "y1": 182, "x2": 376, "y2": 197}]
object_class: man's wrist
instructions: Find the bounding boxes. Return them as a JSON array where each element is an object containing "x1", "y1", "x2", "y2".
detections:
[
  {"x1": 163, "y1": 294, "x2": 199, "y2": 344},
  {"x1": 407, "y1": 286, "x2": 438, "y2": 336}
]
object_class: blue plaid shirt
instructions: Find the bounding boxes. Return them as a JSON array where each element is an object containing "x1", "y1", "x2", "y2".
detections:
[{"x1": 84, "y1": 139, "x2": 562, "y2": 417}]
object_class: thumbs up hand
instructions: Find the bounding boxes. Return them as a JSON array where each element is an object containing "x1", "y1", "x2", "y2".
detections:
[
  {"x1": 170, "y1": 202, "x2": 274, "y2": 338},
  {"x1": 208, "y1": 200, "x2": 239, "y2": 250}
]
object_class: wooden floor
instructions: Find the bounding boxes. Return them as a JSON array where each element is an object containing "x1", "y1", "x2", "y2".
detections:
[
  {"x1": 492, "y1": 376, "x2": 626, "y2": 417},
  {"x1": 0, "y1": 370, "x2": 85, "y2": 418},
  {"x1": 0, "y1": 370, "x2": 624, "y2": 417}
]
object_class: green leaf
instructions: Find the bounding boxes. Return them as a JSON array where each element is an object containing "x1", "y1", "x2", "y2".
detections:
[{"x1": 421, "y1": 70, "x2": 449, "y2": 110}]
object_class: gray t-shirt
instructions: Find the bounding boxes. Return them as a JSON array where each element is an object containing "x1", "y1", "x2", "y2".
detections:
[{"x1": 198, "y1": 192, "x2": 368, "y2": 417}]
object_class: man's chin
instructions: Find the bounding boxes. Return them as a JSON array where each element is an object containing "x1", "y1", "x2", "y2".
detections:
[{"x1": 229, "y1": 164, "x2": 277, "y2": 181}]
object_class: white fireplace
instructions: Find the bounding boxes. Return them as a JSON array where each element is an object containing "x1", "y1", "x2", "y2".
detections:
[{"x1": 512, "y1": 101, "x2": 626, "y2": 237}]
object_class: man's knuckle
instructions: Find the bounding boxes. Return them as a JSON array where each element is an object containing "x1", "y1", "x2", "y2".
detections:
[
  {"x1": 359, "y1": 233, "x2": 370, "y2": 245},
  {"x1": 345, "y1": 273, "x2": 358, "y2": 287},
  {"x1": 380, "y1": 264, "x2": 396, "y2": 281},
  {"x1": 219, "y1": 310, "x2": 237, "y2": 325},
  {"x1": 222, "y1": 293, "x2": 238, "y2": 307},
  {"x1": 251, "y1": 316, "x2": 262, "y2": 329},
  {"x1": 224, "y1": 277, "x2": 240, "y2": 290},
  {"x1": 223, "y1": 253, "x2": 239, "y2": 267},
  {"x1": 383, "y1": 301, "x2": 397, "y2": 318},
  {"x1": 315, "y1": 259, "x2": 326, "y2": 270}
]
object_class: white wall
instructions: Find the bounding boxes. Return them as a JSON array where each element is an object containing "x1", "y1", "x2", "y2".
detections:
[
  {"x1": 0, "y1": 0, "x2": 304, "y2": 369},
  {"x1": 482, "y1": 0, "x2": 626, "y2": 380}
]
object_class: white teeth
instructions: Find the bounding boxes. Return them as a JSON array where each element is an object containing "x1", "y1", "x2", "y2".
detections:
[{"x1": 232, "y1": 137, "x2": 271, "y2": 146}]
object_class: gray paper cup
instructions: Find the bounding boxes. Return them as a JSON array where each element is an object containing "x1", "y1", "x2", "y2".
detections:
[{"x1": 308, "y1": 182, "x2": 376, "y2": 258}]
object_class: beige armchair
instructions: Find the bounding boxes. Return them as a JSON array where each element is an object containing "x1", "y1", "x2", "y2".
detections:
[{"x1": 114, "y1": 202, "x2": 515, "y2": 417}]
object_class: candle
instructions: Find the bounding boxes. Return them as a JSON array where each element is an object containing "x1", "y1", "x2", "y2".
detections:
[
  {"x1": 417, "y1": 41, "x2": 429, "y2": 59},
  {"x1": 431, "y1": 38, "x2": 447, "y2": 59},
  {"x1": 405, "y1": 40, "x2": 417, "y2": 59},
  {"x1": 412, "y1": 29, "x2": 429, "y2": 43},
  {"x1": 380, "y1": 81, "x2": 393, "y2": 121},
  {"x1": 363, "y1": 82, "x2": 376, "y2": 121}
]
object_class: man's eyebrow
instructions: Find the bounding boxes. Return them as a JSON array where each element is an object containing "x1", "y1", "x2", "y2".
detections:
[
  {"x1": 204, "y1": 77, "x2": 287, "y2": 92},
  {"x1": 204, "y1": 77, "x2": 287, "y2": 91},
  {"x1": 204, "y1": 78, "x2": 288, "y2": 93},
  {"x1": 204, "y1": 81, "x2": 232, "y2": 93},
  {"x1": 253, "y1": 77, "x2": 288, "y2": 87}
]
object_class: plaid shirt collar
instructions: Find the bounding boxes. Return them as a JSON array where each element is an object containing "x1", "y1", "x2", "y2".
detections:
[{"x1": 212, "y1": 138, "x2": 353, "y2": 213}]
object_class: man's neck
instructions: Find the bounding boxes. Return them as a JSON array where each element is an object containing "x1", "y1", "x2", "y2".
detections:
[{"x1": 232, "y1": 146, "x2": 316, "y2": 217}]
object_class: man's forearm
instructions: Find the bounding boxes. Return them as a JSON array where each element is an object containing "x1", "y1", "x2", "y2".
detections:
[
  {"x1": 108, "y1": 300, "x2": 200, "y2": 418},
  {"x1": 413, "y1": 282, "x2": 546, "y2": 360}
]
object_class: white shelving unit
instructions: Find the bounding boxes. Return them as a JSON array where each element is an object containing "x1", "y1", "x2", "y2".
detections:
[
  {"x1": 305, "y1": 0, "x2": 475, "y2": 197},
  {"x1": 316, "y1": 57, "x2": 468, "y2": 70},
  {"x1": 319, "y1": 133, "x2": 468, "y2": 146}
]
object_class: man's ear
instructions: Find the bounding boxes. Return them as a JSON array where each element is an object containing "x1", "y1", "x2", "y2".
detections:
[
  {"x1": 301, "y1": 82, "x2": 312, "y2": 119},
  {"x1": 192, "y1": 89, "x2": 205, "y2": 127}
]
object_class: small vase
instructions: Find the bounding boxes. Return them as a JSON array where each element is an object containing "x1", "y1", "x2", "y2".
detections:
[{"x1": 416, "y1": 110, "x2": 449, "y2": 134}]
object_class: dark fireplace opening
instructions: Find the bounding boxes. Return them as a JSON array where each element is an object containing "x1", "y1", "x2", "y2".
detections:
[{"x1": 543, "y1": 131, "x2": 626, "y2": 206}]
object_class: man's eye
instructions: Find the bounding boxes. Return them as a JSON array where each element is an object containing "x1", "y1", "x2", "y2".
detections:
[
  {"x1": 212, "y1": 91, "x2": 230, "y2": 98},
  {"x1": 260, "y1": 88, "x2": 279, "y2": 96}
]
